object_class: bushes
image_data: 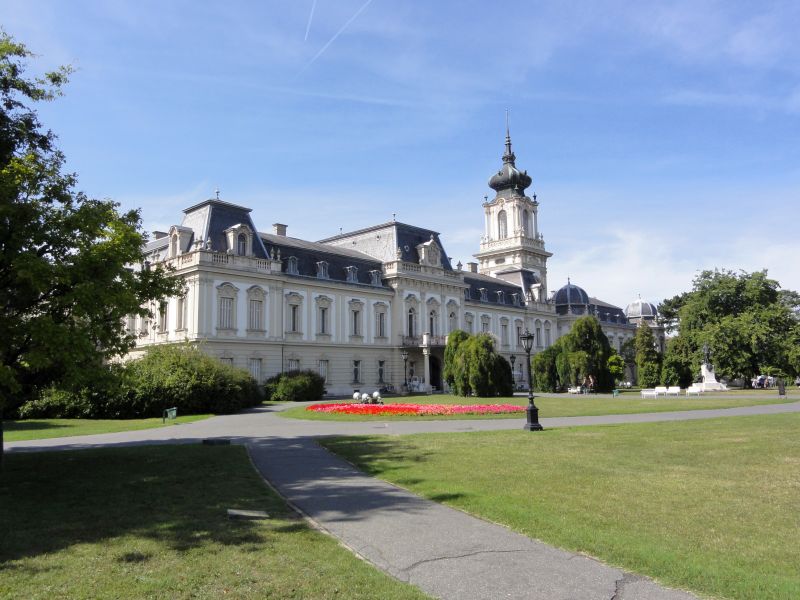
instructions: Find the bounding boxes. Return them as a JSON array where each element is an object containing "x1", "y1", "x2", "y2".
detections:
[
  {"x1": 445, "y1": 333, "x2": 514, "y2": 397},
  {"x1": 17, "y1": 345, "x2": 262, "y2": 419},
  {"x1": 264, "y1": 370, "x2": 326, "y2": 402}
]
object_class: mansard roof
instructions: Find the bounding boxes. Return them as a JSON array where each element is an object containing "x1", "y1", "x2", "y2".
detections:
[
  {"x1": 260, "y1": 232, "x2": 386, "y2": 287},
  {"x1": 463, "y1": 272, "x2": 525, "y2": 306}
]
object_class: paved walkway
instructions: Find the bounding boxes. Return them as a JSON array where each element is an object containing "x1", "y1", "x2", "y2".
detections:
[{"x1": 7, "y1": 400, "x2": 800, "y2": 599}]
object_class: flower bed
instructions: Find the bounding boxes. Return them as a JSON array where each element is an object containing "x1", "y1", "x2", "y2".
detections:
[{"x1": 306, "y1": 402, "x2": 524, "y2": 416}]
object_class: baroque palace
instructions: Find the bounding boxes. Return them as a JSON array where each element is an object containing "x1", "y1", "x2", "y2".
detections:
[{"x1": 130, "y1": 130, "x2": 663, "y2": 394}]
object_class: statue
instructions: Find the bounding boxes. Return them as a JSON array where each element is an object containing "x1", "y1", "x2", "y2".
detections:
[
  {"x1": 270, "y1": 247, "x2": 276, "y2": 260},
  {"x1": 276, "y1": 248, "x2": 281, "y2": 260},
  {"x1": 396, "y1": 246, "x2": 403, "y2": 259},
  {"x1": 699, "y1": 342, "x2": 727, "y2": 392}
]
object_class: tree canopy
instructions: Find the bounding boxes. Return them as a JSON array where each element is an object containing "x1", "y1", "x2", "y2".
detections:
[
  {"x1": 634, "y1": 321, "x2": 662, "y2": 388},
  {"x1": 443, "y1": 331, "x2": 513, "y2": 397},
  {"x1": 532, "y1": 316, "x2": 615, "y2": 392},
  {"x1": 661, "y1": 269, "x2": 800, "y2": 384},
  {"x1": 0, "y1": 35, "x2": 182, "y2": 456}
]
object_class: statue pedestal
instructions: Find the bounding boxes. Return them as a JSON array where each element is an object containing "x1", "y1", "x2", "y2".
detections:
[{"x1": 699, "y1": 363, "x2": 728, "y2": 392}]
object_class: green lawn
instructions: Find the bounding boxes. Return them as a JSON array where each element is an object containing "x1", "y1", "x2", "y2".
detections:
[
  {"x1": 280, "y1": 392, "x2": 797, "y2": 421},
  {"x1": 3, "y1": 414, "x2": 212, "y2": 442},
  {"x1": 0, "y1": 445, "x2": 429, "y2": 600},
  {"x1": 322, "y1": 413, "x2": 800, "y2": 600}
]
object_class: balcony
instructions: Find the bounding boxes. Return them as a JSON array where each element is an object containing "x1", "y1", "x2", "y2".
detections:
[{"x1": 401, "y1": 334, "x2": 448, "y2": 347}]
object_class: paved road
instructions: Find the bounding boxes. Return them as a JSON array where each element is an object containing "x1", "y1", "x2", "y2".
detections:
[{"x1": 7, "y1": 400, "x2": 799, "y2": 599}]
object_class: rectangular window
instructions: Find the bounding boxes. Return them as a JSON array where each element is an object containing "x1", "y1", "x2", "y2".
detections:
[
  {"x1": 352, "y1": 310, "x2": 360, "y2": 336},
  {"x1": 288, "y1": 358, "x2": 300, "y2": 372},
  {"x1": 378, "y1": 360, "x2": 385, "y2": 384},
  {"x1": 249, "y1": 358, "x2": 262, "y2": 382},
  {"x1": 126, "y1": 315, "x2": 136, "y2": 334},
  {"x1": 353, "y1": 360, "x2": 361, "y2": 383},
  {"x1": 218, "y1": 297, "x2": 234, "y2": 329},
  {"x1": 517, "y1": 326, "x2": 522, "y2": 347},
  {"x1": 319, "y1": 307, "x2": 328, "y2": 334},
  {"x1": 466, "y1": 319, "x2": 474, "y2": 334},
  {"x1": 546, "y1": 329, "x2": 552, "y2": 348},
  {"x1": 501, "y1": 323, "x2": 508, "y2": 345},
  {"x1": 377, "y1": 312, "x2": 386, "y2": 337},
  {"x1": 176, "y1": 297, "x2": 186, "y2": 330},
  {"x1": 482, "y1": 320, "x2": 489, "y2": 333},
  {"x1": 290, "y1": 305, "x2": 299, "y2": 332},
  {"x1": 220, "y1": 357, "x2": 233, "y2": 366},
  {"x1": 249, "y1": 299, "x2": 263, "y2": 330},
  {"x1": 536, "y1": 326, "x2": 542, "y2": 347},
  {"x1": 318, "y1": 359, "x2": 328, "y2": 382},
  {"x1": 158, "y1": 303, "x2": 168, "y2": 332}
]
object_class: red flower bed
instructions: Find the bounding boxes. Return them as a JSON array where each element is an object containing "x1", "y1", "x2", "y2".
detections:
[{"x1": 306, "y1": 402, "x2": 524, "y2": 416}]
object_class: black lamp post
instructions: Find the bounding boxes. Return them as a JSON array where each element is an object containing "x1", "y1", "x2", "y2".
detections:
[
  {"x1": 509, "y1": 354, "x2": 516, "y2": 389},
  {"x1": 401, "y1": 349, "x2": 409, "y2": 391},
  {"x1": 519, "y1": 329, "x2": 543, "y2": 431}
]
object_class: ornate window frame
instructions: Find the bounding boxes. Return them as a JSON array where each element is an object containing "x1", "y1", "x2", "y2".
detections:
[
  {"x1": 315, "y1": 295, "x2": 332, "y2": 339},
  {"x1": 246, "y1": 285, "x2": 267, "y2": 334},
  {"x1": 224, "y1": 224, "x2": 253, "y2": 257},
  {"x1": 216, "y1": 282, "x2": 239, "y2": 334},
  {"x1": 374, "y1": 301, "x2": 388, "y2": 340},
  {"x1": 349, "y1": 298, "x2": 364, "y2": 340},
  {"x1": 285, "y1": 291, "x2": 303, "y2": 337}
]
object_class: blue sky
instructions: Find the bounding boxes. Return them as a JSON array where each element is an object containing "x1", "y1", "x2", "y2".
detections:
[{"x1": 5, "y1": 0, "x2": 800, "y2": 307}]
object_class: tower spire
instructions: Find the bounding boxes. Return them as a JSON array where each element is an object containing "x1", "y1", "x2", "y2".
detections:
[{"x1": 503, "y1": 109, "x2": 515, "y2": 164}]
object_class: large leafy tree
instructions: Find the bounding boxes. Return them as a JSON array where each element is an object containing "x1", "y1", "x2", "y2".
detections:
[
  {"x1": 634, "y1": 321, "x2": 662, "y2": 387},
  {"x1": 531, "y1": 316, "x2": 614, "y2": 392},
  {"x1": 668, "y1": 269, "x2": 800, "y2": 385},
  {"x1": 0, "y1": 35, "x2": 182, "y2": 461},
  {"x1": 444, "y1": 333, "x2": 512, "y2": 397}
]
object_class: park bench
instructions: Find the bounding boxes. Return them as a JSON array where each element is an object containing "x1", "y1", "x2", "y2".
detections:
[
  {"x1": 567, "y1": 386, "x2": 581, "y2": 394},
  {"x1": 686, "y1": 385, "x2": 702, "y2": 396},
  {"x1": 641, "y1": 389, "x2": 658, "y2": 398},
  {"x1": 654, "y1": 386, "x2": 668, "y2": 396},
  {"x1": 666, "y1": 386, "x2": 681, "y2": 396}
]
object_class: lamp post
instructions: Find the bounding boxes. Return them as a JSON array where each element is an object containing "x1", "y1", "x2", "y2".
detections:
[
  {"x1": 519, "y1": 329, "x2": 543, "y2": 431},
  {"x1": 509, "y1": 354, "x2": 516, "y2": 389},
  {"x1": 401, "y1": 349, "x2": 409, "y2": 391}
]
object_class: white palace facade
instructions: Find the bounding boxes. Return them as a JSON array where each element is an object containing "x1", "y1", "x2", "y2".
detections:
[{"x1": 130, "y1": 130, "x2": 663, "y2": 394}]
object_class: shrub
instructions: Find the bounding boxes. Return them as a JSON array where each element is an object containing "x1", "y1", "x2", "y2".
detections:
[
  {"x1": 264, "y1": 370, "x2": 326, "y2": 402},
  {"x1": 17, "y1": 388, "x2": 94, "y2": 419},
  {"x1": 125, "y1": 345, "x2": 262, "y2": 416}
]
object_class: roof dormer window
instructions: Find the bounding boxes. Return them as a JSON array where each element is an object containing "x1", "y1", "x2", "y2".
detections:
[
  {"x1": 496, "y1": 290, "x2": 505, "y2": 304},
  {"x1": 346, "y1": 265, "x2": 358, "y2": 283},
  {"x1": 369, "y1": 269, "x2": 381, "y2": 286},
  {"x1": 316, "y1": 261, "x2": 329, "y2": 279},
  {"x1": 479, "y1": 288, "x2": 488, "y2": 302},
  {"x1": 287, "y1": 256, "x2": 299, "y2": 275}
]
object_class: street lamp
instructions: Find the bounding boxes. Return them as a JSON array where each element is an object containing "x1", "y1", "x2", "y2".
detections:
[
  {"x1": 519, "y1": 329, "x2": 543, "y2": 431},
  {"x1": 401, "y1": 349, "x2": 409, "y2": 391},
  {"x1": 509, "y1": 354, "x2": 516, "y2": 389}
]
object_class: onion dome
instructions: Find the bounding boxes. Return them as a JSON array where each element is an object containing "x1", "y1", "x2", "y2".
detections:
[
  {"x1": 554, "y1": 279, "x2": 590, "y2": 307},
  {"x1": 624, "y1": 296, "x2": 659, "y2": 320},
  {"x1": 488, "y1": 125, "x2": 532, "y2": 198}
]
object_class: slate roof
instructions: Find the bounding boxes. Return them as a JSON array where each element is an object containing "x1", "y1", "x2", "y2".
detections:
[
  {"x1": 319, "y1": 221, "x2": 454, "y2": 270},
  {"x1": 463, "y1": 272, "x2": 525, "y2": 306},
  {"x1": 260, "y1": 233, "x2": 387, "y2": 287}
]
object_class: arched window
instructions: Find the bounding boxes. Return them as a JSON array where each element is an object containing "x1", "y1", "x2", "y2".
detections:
[
  {"x1": 449, "y1": 311, "x2": 457, "y2": 332},
  {"x1": 498, "y1": 210, "x2": 508, "y2": 239},
  {"x1": 522, "y1": 209, "x2": 530, "y2": 237},
  {"x1": 237, "y1": 233, "x2": 247, "y2": 256},
  {"x1": 170, "y1": 234, "x2": 178, "y2": 258},
  {"x1": 407, "y1": 308, "x2": 416, "y2": 337},
  {"x1": 429, "y1": 310, "x2": 437, "y2": 336}
]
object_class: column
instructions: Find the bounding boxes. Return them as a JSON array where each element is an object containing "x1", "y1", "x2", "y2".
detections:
[{"x1": 423, "y1": 347, "x2": 431, "y2": 393}]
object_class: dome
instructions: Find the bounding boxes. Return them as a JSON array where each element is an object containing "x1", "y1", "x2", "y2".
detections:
[
  {"x1": 554, "y1": 280, "x2": 590, "y2": 307},
  {"x1": 624, "y1": 297, "x2": 658, "y2": 320},
  {"x1": 488, "y1": 128, "x2": 532, "y2": 198}
]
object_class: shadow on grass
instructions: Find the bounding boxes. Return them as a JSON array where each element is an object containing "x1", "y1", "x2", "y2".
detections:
[
  {"x1": 4, "y1": 420, "x2": 70, "y2": 432},
  {"x1": 0, "y1": 445, "x2": 294, "y2": 565}
]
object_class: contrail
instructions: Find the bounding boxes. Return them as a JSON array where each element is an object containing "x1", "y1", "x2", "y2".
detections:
[
  {"x1": 296, "y1": 0, "x2": 373, "y2": 77},
  {"x1": 304, "y1": 0, "x2": 317, "y2": 41}
]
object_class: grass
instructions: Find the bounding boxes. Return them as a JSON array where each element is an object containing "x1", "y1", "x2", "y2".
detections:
[
  {"x1": 280, "y1": 391, "x2": 798, "y2": 421},
  {"x1": 322, "y1": 413, "x2": 800, "y2": 600},
  {"x1": 0, "y1": 445, "x2": 429, "y2": 600},
  {"x1": 3, "y1": 414, "x2": 212, "y2": 442}
]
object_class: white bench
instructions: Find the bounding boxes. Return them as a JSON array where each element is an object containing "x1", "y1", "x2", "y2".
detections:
[
  {"x1": 641, "y1": 389, "x2": 658, "y2": 398},
  {"x1": 654, "y1": 386, "x2": 668, "y2": 396},
  {"x1": 567, "y1": 386, "x2": 581, "y2": 394},
  {"x1": 666, "y1": 386, "x2": 681, "y2": 396},
  {"x1": 686, "y1": 385, "x2": 702, "y2": 396}
]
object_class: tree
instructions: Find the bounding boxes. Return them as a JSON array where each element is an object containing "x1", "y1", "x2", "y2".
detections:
[
  {"x1": 634, "y1": 321, "x2": 661, "y2": 387},
  {"x1": 443, "y1": 329, "x2": 470, "y2": 390},
  {"x1": 0, "y1": 35, "x2": 182, "y2": 463},
  {"x1": 671, "y1": 269, "x2": 800, "y2": 385},
  {"x1": 660, "y1": 336, "x2": 693, "y2": 388},
  {"x1": 607, "y1": 353, "x2": 625, "y2": 385},
  {"x1": 445, "y1": 333, "x2": 512, "y2": 397}
]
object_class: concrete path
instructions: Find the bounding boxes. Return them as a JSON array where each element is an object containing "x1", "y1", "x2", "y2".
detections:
[{"x1": 7, "y1": 400, "x2": 799, "y2": 599}]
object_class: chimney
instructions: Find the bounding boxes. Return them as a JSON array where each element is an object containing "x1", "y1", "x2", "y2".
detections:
[
  {"x1": 273, "y1": 223, "x2": 287, "y2": 236},
  {"x1": 153, "y1": 231, "x2": 168, "y2": 240},
  {"x1": 467, "y1": 262, "x2": 478, "y2": 273}
]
